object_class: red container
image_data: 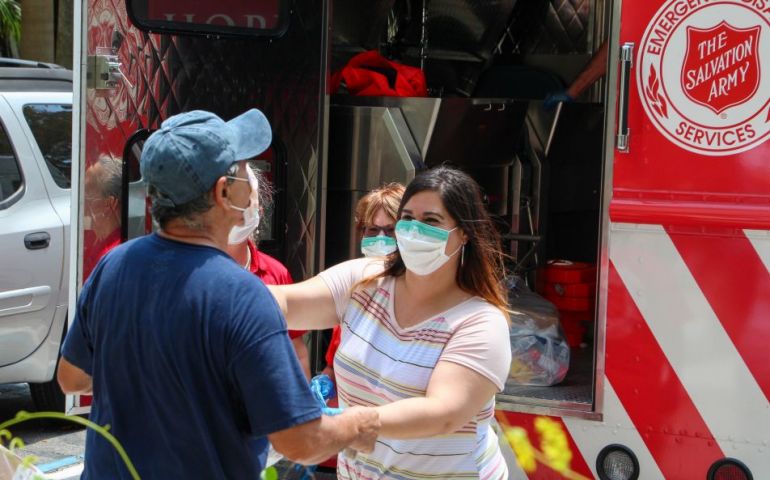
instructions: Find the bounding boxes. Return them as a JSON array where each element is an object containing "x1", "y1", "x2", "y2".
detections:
[
  {"x1": 560, "y1": 310, "x2": 594, "y2": 324},
  {"x1": 562, "y1": 322, "x2": 586, "y2": 348},
  {"x1": 540, "y1": 260, "x2": 597, "y2": 348},
  {"x1": 542, "y1": 260, "x2": 597, "y2": 284},
  {"x1": 544, "y1": 292, "x2": 594, "y2": 312},
  {"x1": 544, "y1": 281, "x2": 596, "y2": 298},
  {"x1": 561, "y1": 312, "x2": 592, "y2": 347}
]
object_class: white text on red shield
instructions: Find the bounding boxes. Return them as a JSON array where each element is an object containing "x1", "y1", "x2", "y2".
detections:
[{"x1": 681, "y1": 23, "x2": 760, "y2": 114}]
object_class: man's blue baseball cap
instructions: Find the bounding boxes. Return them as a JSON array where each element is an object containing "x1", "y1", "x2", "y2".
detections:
[{"x1": 140, "y1": 109, "x2": 272, "y2": 207}]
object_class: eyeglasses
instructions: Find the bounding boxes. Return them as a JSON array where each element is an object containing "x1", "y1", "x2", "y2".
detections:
[
  {"x1": 226, "y1": 175, "x2": 249, "y2": 184},
  {"x1": 226, "y1": 175, "x2": 252, "y2": 192},
  {"x1": 363, "y1": 225, "x2": 395, "y2": 237}
]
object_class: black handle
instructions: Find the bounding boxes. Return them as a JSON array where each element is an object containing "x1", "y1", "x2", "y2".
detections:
[
  {"x1": 24, "y1": 232, "x2": 50, "y2": 250},
  {"x1": 616, "y1": 42, "x2": 635, "y2": 153},
  {"x1": 121, "y1": 128, "x2": 152, "y2": 242}
]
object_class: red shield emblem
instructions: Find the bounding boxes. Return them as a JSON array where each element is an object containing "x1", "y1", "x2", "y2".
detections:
[{"x1": 681, "y1": 22, "x2": 761, "y2": 114}]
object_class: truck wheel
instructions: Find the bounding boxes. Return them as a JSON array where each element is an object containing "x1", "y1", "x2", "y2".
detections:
[{"x1": 29, "y1": 378, "x2": 65, "y2": 412}]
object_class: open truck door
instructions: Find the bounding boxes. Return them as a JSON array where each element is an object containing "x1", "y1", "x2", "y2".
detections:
[
  {"x1": 495, "y1": 1, "x2": 770, "y2": 479},
  {"x1": 68, "y1": 0, "x2": 336, "y2": 413},
  {"x1": 597, "y1": 0, "x2": 770, "y2": 478}
]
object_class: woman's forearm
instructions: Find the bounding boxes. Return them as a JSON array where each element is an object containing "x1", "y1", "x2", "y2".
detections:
[
  {"x1": 266, "y1": 284, "x2": 287, "y2": 314},
  {"x1": 267, "y1": 279, "x2": 340, "y2": 330},
  {"x1": 371, "y1": 362, "x2": 500, "y2": 440},
  {"x1": 374, "y1": 397, "x2": 465, "y2": 439}
]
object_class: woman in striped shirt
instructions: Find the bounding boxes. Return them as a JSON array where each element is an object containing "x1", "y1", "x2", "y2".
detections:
[{"x1": 269, "y1": 166, "x2": 512, "y2": 479}]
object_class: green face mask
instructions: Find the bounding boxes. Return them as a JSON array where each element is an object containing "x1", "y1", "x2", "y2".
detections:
[
  {"x1": 360, "y1": 235, "x2": 397, "y2": 257},
  {"x1": 395, "y1": 219, "x2": 460, "y2": 275},
  {"x1": 396, "y1": 219, "x2": 453, "y2": 240}
]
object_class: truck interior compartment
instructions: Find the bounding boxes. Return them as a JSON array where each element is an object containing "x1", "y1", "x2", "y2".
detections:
[
  {"x1": 119, "y1": 0, "x2": 610, "y2": 416},
  {"x1": 326, "y1": 0, "x2": 609, "y2": 415}
]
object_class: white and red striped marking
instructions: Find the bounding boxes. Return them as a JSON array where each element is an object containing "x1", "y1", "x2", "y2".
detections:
[
  {"x1": 500, "y1": 223, "x2": 770, "y2": 479},
  {"x1": 563, "y1": 381, "x2": 665, "y2": 480},
  {"x1": 610, "y1": 223, "x2": 770, "y2": 478}
]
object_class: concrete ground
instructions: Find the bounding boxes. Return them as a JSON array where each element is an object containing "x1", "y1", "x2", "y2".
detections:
[
  {"x1": 1, "y1": 384, "x2": 339, "y2": 479},
  {"x1": 0, "y1": 383, "x2": 85, "y2": 479}
]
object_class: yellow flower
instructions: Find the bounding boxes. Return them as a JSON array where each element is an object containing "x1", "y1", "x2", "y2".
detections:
[
  {"x1": 535, "y1": 417, "x2": 573, "y2": 473},
  {"x1": 504, "y1": 426, "x2": 537, "y2": 473}
]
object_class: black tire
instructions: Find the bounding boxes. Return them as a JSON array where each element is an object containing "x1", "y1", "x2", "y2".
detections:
[{"x1": 29, "y1": 377, "x2": 65, "y2": 412}]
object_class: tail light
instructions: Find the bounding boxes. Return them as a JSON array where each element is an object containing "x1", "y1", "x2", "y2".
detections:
[
  {"x1": 596, "y1": 444, "x2": 639, "y2": 480},
  {"x1": 708, "y1": 458, "x2": 752, "y2": 480}
]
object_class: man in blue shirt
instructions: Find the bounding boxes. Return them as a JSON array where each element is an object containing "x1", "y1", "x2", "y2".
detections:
[{"x1": 57, "y1": 109, "x2": 379, "y2": 479}]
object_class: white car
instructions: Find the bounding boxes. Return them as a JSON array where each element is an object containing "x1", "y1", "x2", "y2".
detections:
[{"x1": 0, "y1": 62, "x2": 72, "y2": 411}]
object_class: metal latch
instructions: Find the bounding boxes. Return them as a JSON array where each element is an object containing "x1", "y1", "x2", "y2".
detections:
[{"x1": 87, "y1": 50, "x2": 125, "y2": 90}]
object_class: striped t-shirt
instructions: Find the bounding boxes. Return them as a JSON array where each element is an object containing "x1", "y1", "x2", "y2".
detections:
[{"x1": 319, "y1": 258, "x2": 512, "y2": 480}]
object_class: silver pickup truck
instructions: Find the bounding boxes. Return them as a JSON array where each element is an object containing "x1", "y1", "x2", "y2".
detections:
[{"x1": 0, "y1": 61, "x2": 72, "y2": 411}]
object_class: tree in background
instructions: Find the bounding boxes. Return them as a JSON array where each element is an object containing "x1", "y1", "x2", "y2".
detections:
[{"x1": 0, "y1": 0, "x2": 21, "y2": 58}]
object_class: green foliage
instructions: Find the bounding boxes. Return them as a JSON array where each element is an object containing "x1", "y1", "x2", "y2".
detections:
[
  {"x1": 1, "y1": 411, "x2": 141, "y2": 480},
  {"x1": 0, "y1": 0, "x2": 21, "y2": 45}
]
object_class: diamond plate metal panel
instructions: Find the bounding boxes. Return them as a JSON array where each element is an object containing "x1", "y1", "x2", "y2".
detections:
[
  {"x1": 158, "y1": 4, "x2": 330, "y2": 277},
  {"x1": 84, "y1": 0, "x2": 329, "y2": 281},
  {"x1": 402, "y1": 0, "x2": 516, "y2": 61},
  {"x1": 500, "y1": 0, "x2": 591, "y2": 54}
]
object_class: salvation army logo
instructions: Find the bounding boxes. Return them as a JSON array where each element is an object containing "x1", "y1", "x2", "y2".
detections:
[
  {"x1": 682, "y1": 22, "x2": 760, "y2": 115},
  {"x1": 638, "y1": 0, "x2": 770, "y2": 155}
]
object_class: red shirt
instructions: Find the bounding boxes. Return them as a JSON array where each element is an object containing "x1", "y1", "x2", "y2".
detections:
[
  {"x1": 246, "y1": 240, "x2": 306, "y2": 339},
  {"x1": 326, "y1": 325, "x2": 342, "y2": 367},
  {"x1": 83, "y1": 229, "x2": 121, "y2": 280}
]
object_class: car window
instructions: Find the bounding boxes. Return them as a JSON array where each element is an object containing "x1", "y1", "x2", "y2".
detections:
[
  {"x1": 0, "y1": 121, "x2": 23, "y2": 206},
  {"x1": 22, "y1": 104, "x2": 72, "y2": 189}
]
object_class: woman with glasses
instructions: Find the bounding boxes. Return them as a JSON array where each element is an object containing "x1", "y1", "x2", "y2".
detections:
[
  {"x1": 269, "y1": 167, "x2": 511, "y2": 479},
  {"x1": 324, "y1": 183, "x2": 405, "y2": 382},
  {"x1": 356, "y1": 183, "x2": 404, "y2": 257}
]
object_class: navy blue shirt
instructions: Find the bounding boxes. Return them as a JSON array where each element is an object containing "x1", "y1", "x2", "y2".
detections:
[{"x1": 62, "y1": 233, "x2": 321, "y2": 479}]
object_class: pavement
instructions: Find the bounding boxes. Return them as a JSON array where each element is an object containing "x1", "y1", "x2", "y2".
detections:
[
  {"x1": 1, "y1": 384, "x2": 339, "y2": 479},
  {"x1": 0, "y1": 383, "x2": 85, "y2": 479}
]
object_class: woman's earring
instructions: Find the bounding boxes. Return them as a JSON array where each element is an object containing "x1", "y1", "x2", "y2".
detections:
[{"x1": 461, "y1": 244, "x2": 465, "y2": 267}]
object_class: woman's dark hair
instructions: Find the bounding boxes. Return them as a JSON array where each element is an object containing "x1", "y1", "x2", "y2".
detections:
[{"x1": 376, "y1": 166, "x2": 509, "y2": 317}]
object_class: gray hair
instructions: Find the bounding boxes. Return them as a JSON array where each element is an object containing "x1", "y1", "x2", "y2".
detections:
[
  {"x1": 95, "y1": 155, "x2": 122, "y2": 200},
  {"x1": 249, "y1": 163, "x2": 273, "y2": 213},
  {"x1": 247, "y1": 163, "x2": 274, "y2": 242},
  {"x1": 149, "y1": 162, "x2": 239, "y2": 229}
]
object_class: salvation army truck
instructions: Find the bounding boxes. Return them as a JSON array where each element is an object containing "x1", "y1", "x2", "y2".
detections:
[{"x1": 67, "y1": 0, "x2": 770, "y2": 478}]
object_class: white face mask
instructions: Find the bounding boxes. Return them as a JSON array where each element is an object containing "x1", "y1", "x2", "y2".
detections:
[
  {"x1": 361, "y1": 235, "x2": 397, "y2": 257},
  {"x1": 228, "y1": 165, "x2": 261, "y2": 245},
  {"x1": 395, "y1": 219, "x2": 461, "y2": 276}
]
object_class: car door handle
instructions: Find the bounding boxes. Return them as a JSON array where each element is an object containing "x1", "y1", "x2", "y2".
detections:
[{"x1": 24, "y1": 232, "x2": 51, "y2": 250}]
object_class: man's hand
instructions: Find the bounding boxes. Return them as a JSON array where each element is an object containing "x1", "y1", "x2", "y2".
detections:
[
  {"x1": 269, "y1": 406, "x2": 380, "y2": 465},
  {"x1": 345, "y1": 406, "x2": 380, "y2": 453}
]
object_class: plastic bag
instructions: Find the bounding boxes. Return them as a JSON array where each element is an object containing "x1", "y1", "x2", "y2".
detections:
[
  {"x1": 506, "y1": 277, "x2": 570, "y2": 386},
  {"x1": 0, "y1": 446, "x2": 44, "y2": 480},
  {"x1": 310, "y1": 374, "x2": 343, "y2": 416},
  {"x1": 264, "y1": 375, "x2": 342, "y2": 472}
]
